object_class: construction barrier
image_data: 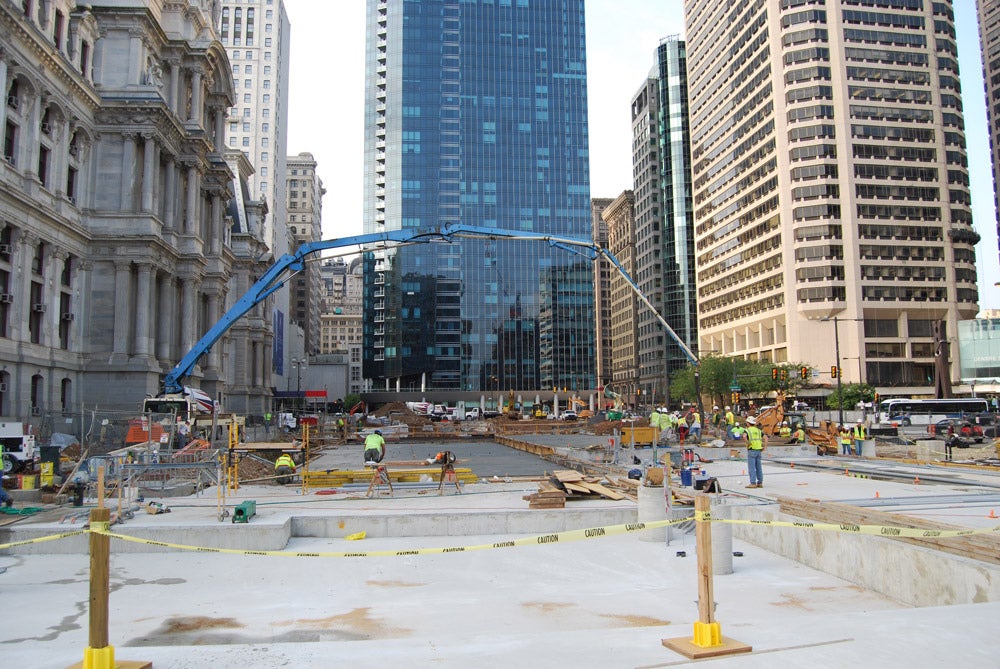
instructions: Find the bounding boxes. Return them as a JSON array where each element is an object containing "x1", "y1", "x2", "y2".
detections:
[{"x1": 3, "y1": 514, "x2": 997, "y2": 557}]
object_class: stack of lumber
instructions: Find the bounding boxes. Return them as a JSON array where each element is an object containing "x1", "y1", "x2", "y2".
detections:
[
  {"x1": 523, "y1": 470, "x2": 629, "y2": 509},
  {"x1": 523, "y1": 481, "x2": 566, "y2": 509},
  {"x1": 551, "y1": 469, "x2": 627, "y2": 500}
]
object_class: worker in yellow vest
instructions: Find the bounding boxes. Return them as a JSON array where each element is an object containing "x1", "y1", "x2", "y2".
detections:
[
  {"x1": 274, "y1": 452, "x2": 296, "y2": 485},
  {"x1": 778, "y1": 422, "x2": 791, "y2": 438},
  {"x1": 744, "y1": 416, "x2": 767, "y2": 488},
  {"x1": 853, "y1": 421, "x2": 867, "y2": 456},
  {"x1": 839, "y1": 425, "x2": 852, "y2": 455}
]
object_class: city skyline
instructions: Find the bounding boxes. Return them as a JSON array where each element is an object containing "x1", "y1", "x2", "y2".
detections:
[{"x1": 284, "y1": 0, "x2": 1000, "y2": 311}]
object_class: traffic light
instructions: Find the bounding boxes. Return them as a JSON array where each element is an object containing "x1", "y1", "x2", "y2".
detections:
[
  {"x1": 731, "y1": 392, "x2": 740, "y2": 404},
  {"x1": 800, "y1": 366, "x2": 809, "y2": 379},
  {"x1": 781, "y1": 369, "x2": 787, "y2": 381},
  {"x1": 772, "y1": 368, "x2": 778, "y2": 380},
  {"x1": 874, "y1": 392, "x2": 880, "y2": 406},
  {"x1": 831, "y1": 365, "x2": 839, "y2": 378}
]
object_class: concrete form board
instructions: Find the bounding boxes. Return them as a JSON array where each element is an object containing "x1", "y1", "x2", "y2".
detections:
[{"x1": 730, "y1": 503, "x2": 1000, "y2": 607}]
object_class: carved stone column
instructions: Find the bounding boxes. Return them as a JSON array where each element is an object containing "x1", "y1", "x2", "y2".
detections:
[
  {"x1": 141, "y1": 133, "x2": 156, "y2": 212},
  {"x1": 190, "y1": 69, "x2": 203, "y2": 125},
  {"x1": 185, "y1": 163, "x2": 198, "y2": 234},
  {"x1": 134, "y1": 263, "x2": 153, "y2": 357},
  {"x1": 122, "y1": 133, "x2": 138, "y2": 211},
  {"x1": 164, "y1": 156, "x2": 177, "y2": 230},
  {"x1": 181, "y1": 277, "x2": 197, "y2": 357},
  {"x1": 156, "y1": 274, "x2": 174, "y2": 361},
  {"x1": 168, "y1": 59, "x2": 181, "y2": 115},
  {"x1": 113, "y1": 261, "x2": 132, "y2": 357}
]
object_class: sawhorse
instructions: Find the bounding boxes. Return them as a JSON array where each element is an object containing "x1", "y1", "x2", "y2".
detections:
[{"x1": 365, "y1": 463, "x2": 393, "y2": 498}]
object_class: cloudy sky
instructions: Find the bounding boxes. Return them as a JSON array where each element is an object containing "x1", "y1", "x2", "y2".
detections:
[{"x1": 283, "y1": 1, "x2": 999, "y2": 310}]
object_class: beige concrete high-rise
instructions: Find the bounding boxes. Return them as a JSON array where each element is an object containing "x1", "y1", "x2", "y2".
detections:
[
  {"x1": 685, "y1": 0, "x2": 980, "y2": 395},
  {"x1": 603, "y1": 191, "x2": 640, "y2": 401},
  {"x1": 287, "y1": 152, "x2": 325, "y2": 356},
  {"x1": 977, "y1": 0, "x2": 1000, "y2": 268}
]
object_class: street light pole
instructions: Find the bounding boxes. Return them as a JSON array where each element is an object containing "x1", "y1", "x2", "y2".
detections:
[{"x1": 832, "y1": 318, "x2": 844, "y2": 427}]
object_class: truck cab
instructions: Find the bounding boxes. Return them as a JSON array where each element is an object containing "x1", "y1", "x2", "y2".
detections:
[{"x1": 0, "y1": 420, "x2": 36, "y2": 474}]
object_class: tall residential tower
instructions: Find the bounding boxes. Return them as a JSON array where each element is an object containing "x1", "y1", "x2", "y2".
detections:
[
  {"x1": 685, "y1": 0, "x2": 979, "y2": 393},
  {"x1": 362, "y1": 0, "x2": 595, "y2": 393}
]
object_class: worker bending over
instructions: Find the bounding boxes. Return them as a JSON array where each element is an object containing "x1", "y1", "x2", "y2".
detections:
[
  {"x1": 274, "y1": 452, "x2": 296, "y2": 485},
  {"x1": 364, "y1": 430, "x2": 386, "y2": 464}
]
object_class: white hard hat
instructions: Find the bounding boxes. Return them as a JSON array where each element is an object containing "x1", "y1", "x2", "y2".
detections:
[
  {"x1": 713, "y1": 406, "x2": 719, "y2": 410},
  {"x1": 746, "y1": 417, "x2": 757, "y2": 425},
  {"x1": 724, "y1": 406, "x2": 731, "y2": 411}
]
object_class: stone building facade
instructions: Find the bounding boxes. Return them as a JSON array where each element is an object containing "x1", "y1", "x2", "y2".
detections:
[{"x1": 0, "y1": 1, "x2": 270, "y2": 418}]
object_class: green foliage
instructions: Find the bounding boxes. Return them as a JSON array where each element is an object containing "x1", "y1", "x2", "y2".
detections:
[
  {"x1": 669, "y1": 356, "x2": 814, "y2": 409},
  {"x1": 824, "y1": 383, "x2": 876, "y2": 410},
  {"x1": 344, "y1": 393, "x2": 362, "y2": 411}
]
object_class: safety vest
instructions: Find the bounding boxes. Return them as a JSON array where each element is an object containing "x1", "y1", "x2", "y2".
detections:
[
  {"x1": 840, "y1": 430, "x2": 852, "y2": 444},
  {"x1": 690, "y1": 412, "x2": 701, "y2": 427},
  {"x1": 725, "y1": 411, "x2": 735, "y2": 426},
  {"x1": 793, "y1": 428, "x2": 805, "y2": 442},
  {"x1": 275, "y1": 454, "x2": 294, "y2": 469},
  {"x1": 732, "y1": 426, "x2": 745, "y2": 439},
  {"x1": 853, "y1": 425, "x2": 867, "y2": 440},
  {"x1": 778, "y1": 426, "x2": 791, "y2": 437},
  {"x1": 746, "y1": 426, "x2": 764, "y2": 450},
  {"x1": 364, "y1": 433, "x2": 385, "y2": 451}
]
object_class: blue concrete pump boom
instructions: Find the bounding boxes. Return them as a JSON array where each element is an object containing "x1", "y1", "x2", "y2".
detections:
[{"x1": 162, "y1": 223, "x2": 698, "y2": 394}]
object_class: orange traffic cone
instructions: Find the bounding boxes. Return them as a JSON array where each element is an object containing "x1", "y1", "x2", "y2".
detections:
[
  {"x1": 844, "y1": 468, "x2": 850, "y2": 476},
  {"x1": 875, "y1": 491, "x2": 880, "y2": 499},
  {"x1": 988, "y1": 509, "x2": 997, "y2": 519},
  {"x1": 914, "y1": 476, "x2": 921, "y2": 485}
]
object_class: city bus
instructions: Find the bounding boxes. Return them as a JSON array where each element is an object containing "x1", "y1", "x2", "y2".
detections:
[{"x1": 877, "y1": 398, "x2": 991, "y2": 426}]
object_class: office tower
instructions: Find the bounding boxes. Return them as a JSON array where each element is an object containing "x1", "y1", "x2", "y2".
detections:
[
  {"x1": 631, "y1": 36, "x2": 696, "y2": 407},
  {"x1": 978, "y1": 0, "x2": 1000, "y2": 265},
  {"x1": 287, "y1": 152, "x2": 325, "y2": 356},
  {"x1": 591, "y1": 198, "x2": 614, "y2": 393},
  {"x1": 218, "y1": 0, "x2": 295, "y2": 375},
  {"x1": 685, "y1": 0, "x2": 979, "y2": 392},
  {"x1": 362, "y1": 0, "x2": 594, "y2": 393},
  {"x1": 603, "y1": 191, "x2": 639, "y2": 398}
]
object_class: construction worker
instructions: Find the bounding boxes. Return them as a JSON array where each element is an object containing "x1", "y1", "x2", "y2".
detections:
[
  {"x1": 790, "y1": 424, "x2": 806, "y2": 444},
  {"x1": 274, "y1": 452, "x2": 296, "y2": 485},
  {"x1": 0, "y1": 437, "x2": 11, "y2": 507},
  {"x1": 364, "y1": 429, "x2": 386, "y2": 464},
  {"x1": 337, "y1": 416, "x2": 347, "y2": 439},
  {"x1": 839, "y1": 425, "x2": 852, "y2": 455},
  {"x1": 724, "y1": 406, "x2": 736, "y2": 440},
  {"x1": 688, "y1": 409, "x2": 702, "y2": 443},
  {"x1": 778, "y1": 421, "x2": 792, "y2": 438},
  {"x1": 853, "y1": 420, "x2": 868, "y2": 456},
  {"x1": 744, "y1": 416, "x2": 767, "y2": 488}
]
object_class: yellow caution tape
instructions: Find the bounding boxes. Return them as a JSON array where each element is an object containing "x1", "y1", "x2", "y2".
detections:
[
  {"x1": 4, "y1": 516, "x2": 997, "y2": 557},
  {"x1": 0, "y1": 530, "x2": 87, "y2": 551}
]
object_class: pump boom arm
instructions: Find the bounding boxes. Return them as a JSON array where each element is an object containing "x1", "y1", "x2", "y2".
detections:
[{"x1": 162, "y1": 224, "x2": 698, "y2": 393}]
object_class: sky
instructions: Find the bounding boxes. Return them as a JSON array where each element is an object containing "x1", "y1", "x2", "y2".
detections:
[{"x1": 283, "y1": 0, "x2": 999, "y2": 310}]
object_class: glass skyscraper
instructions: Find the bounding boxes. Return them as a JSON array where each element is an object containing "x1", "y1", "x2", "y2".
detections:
[{"x1": 362, "y1": 0, "x2": 595, "y2": 393}]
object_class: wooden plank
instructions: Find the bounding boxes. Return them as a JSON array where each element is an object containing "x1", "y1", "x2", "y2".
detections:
[
  {"x1": 552, "y1": 469, "x2": 584, "y2": 482},
  {"x1": 538, "y1": 481, "x2": 561, "y2": 493},
  {"x1": 775, "y1": 496, "x2": 1000, "y2": 566},
  {"x1": 563, "y1": 481, "x2": 593, "y2": 494},
  {"x1": 577, "y1": 481, "x2": 627, "y2": 500}
]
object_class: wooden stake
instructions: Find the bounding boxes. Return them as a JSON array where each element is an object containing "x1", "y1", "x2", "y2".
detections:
[{"x1": 662, "y1": 493, "x2": 752, "y2": 659}]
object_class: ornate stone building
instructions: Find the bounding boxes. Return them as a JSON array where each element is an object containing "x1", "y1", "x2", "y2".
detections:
[{"x1": 0, "y1": 0, "x2": 270, "y2": 418}]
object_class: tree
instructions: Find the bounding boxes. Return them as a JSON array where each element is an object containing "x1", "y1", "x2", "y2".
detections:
[
  {"x1": 669, "y1": 356, "x2": 814, "y2": 410},
  {"x1": 824, "y1": 383, "x2": 876, "y2": 410}
]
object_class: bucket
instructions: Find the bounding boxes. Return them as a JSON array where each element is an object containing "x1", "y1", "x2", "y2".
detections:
[
  {"x1": 20, "y1": 474, "x2": 36, "y2": 490},
  {"x1": 680, "y1": 468, "x2": 693, "y2": 487}
]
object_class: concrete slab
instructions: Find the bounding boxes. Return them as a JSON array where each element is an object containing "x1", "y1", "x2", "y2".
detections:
[{"x1": 3, "y1": 437, "x2": 1000, "y2": 667}]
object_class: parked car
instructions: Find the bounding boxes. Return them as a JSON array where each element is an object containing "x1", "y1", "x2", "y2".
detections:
[
  {"x1": 928, "y1": 419, "x2": 984, "y2": 443},
  {"x1": 560, "y1": 411, "x2": 578, "y2": 421}
]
